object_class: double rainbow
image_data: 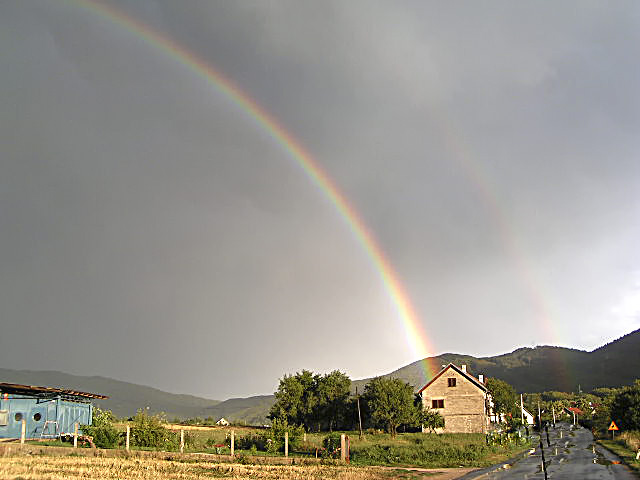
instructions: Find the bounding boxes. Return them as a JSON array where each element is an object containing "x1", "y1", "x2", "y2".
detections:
[{"x1": 67, "y1": 0, "x2": 440, "y2": 382}]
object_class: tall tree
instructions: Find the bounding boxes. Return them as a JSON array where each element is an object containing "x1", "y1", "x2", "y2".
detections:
[
  {"x1": 316, "y1": 371, "x2": 351, "y2": 431},
  {"x1": 269, "y1": 373, "x2": 305, "y2": 425},
  {"x1": 364, "y1": 377, "x2": 417, "y2": 437},
  {"x1": 270, "y1": 369, "x2": 351, "y2": 431},
  {"x1": 486, "y1": 377, "x2": 517, "y2": 420},
  {"x1": 610, "y1": 380, "x2": 640, "y2": 430}
]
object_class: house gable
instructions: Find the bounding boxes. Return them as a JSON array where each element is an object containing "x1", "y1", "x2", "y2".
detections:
[
  {"x1": 418, "y1": 364, "x2": 488, "y2": 434},
  {"x1": 418, "y1": 364, "x2": 487, "y2": 394}
]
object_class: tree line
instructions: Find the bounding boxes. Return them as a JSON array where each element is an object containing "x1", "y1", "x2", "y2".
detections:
[
  {"x1": 269, "y1": 370, "x2": 443, "y2": 436},
  {"x1": 523, "y1": 379, "x2": 640, "y2": 433}
]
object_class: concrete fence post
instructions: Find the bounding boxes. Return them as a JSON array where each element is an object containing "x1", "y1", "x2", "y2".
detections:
[
  {"x1": 73, "y1": 423, "x2": 78, "y2": 448},
  {"x1": 285, "y1": 431, "x2": 289, "y2": 458},
  {"x1": 126, "y1": 425, "x2": 130, "y2": 451},
  {"x1": 340, "y1": 434, "x2": 346, "y2": 462},
  {"x1": 180, "y1": 429, "x2": 184, "y2": 453},
  {"x1": 230, "y1": 430, "x2": 234, "y2": 457},
  {"x1": 346, "y1": 435, "x2": 350, "y2": 463},
  {"x1": 20, "y1": 419, "x2": 26, "y2": 445}
]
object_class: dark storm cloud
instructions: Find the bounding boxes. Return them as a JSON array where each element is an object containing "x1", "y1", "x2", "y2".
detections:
[{"x1": 0, "y1": 1, "x2": 638, "y2": 398}]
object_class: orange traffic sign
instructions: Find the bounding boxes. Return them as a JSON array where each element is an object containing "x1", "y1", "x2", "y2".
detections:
[{"x1": 608, "y1": 421, "x2": 619, "y2": 431}]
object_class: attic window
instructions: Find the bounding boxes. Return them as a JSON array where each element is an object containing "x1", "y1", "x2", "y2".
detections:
[
  {"x1": 432, "y1": 399, "x2": 445, "y2": 409},
  {"x1": 448, "y1": 378, "x2": 456, "y2": 387}
]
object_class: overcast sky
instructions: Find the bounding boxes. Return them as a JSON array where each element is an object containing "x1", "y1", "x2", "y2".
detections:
[{"x1": 1, "y1": 1, "x2": 639, "y2": 400}]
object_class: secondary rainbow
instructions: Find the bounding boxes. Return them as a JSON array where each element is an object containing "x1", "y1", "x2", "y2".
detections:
[{"x1": 67, "y1": 0, "x2": 440, "y2": 381}]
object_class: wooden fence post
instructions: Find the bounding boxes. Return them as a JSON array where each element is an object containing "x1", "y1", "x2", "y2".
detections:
[
  {"x1": 340, "y1": 434, "x2": 346, "y2": 462},
  {"x1": 180, "y1": 429, "x2": 184, "y2": 453},
  {"x1": 126, "y1": 425, "x2": 130, "y2": 451},
  {"x1": 285, "y1": 432, "x2": 288, "y2": 458},
  {"x1": 73, "y1": 423, "x2": 78, "y2": 448},
  {"x1": 20, "y1": 419, "x2": 26, "y2": 445},
  {"x1": 230, "y1": 430, "x2": 234, "y2": 457}
]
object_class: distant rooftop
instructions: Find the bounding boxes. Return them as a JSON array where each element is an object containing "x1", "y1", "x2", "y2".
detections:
[{"x1": 0, "y1": 382, "x2": 108, "y2": 399}]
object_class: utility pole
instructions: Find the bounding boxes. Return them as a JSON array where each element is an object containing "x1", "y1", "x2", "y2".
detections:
[
  {"x1": 538, "y1": 401, "x2": 542, "y2": 430},
  {"x1": 356, "y1": 387, "x2": 363, "y2": 439},
  {"x1": 520, "y1": 394, "x2": 524, "y2": 425}
]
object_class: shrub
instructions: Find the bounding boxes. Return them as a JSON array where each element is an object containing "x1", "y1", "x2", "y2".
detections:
[
  {"x1": 323, "y1": 432, "x2": 343, "y2": 454},
  {"x1": 235, "y1": 432, "x2": 268, "y2": 451},
  {"x1": 130, "y1": 410, "x2": 178, "y2": 450},
  {"x1": 81, "y1": 408, "x2": 120, "y2": 449},
  {"x1": 264, "y1": 417, "x2": 305, "y2": 454}
]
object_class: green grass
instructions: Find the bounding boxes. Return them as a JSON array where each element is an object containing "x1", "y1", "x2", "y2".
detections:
[
  {"x1": 299, "y1": 431, "x2": 530, "y2": 468},
  {"x1": 25, "y1": 440, "x2": 71, "y2": 447},
  {"x1": 78, "y1": 424, "x2": 531, "y2": 468},
  {"x1": 598, "y1": 440, "x2": 640, "y2": 474}
]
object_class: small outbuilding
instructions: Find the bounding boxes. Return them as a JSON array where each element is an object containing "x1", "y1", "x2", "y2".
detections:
[
  {"x1": 216, "y1": 417, "x2": 230, "y2": 426},
  {"x1": 0, "y1": 382, "x2": 108, "y2": 440}
]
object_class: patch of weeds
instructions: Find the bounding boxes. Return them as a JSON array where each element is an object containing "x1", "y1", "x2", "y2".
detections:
[{"x1": 383, "y1": 469, "x2": 439, "y2": 479}]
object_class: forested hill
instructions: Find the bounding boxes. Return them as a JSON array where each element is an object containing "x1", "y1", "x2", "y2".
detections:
[
  {"x1": 2, "y1": 328, "x2": 638, "y2": 423},
  {"x1": 0, "y1": 369, "x2": 220, "y2": 419},
  {"x1": 353, "y1": 328, "x2": 640, "y2": 394}
]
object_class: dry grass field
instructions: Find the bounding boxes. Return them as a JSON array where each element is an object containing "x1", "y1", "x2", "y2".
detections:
[{"x1": 0, "y1": 453, "x2": 474, "y2": 479}]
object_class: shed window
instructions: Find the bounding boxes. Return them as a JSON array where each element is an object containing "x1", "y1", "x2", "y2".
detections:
[
  {"x1": 432, "y1": 399, "x2": 445, "y2": 409},
  {"x1": 14, "y1": 412, "x2": 22, "y2": 422},
  {"x1": 448, "y1": 378, "x2": 456, "y2": 387},
  {"x1": 0, "y1": 411, "x2": 7, "y2": 426}
]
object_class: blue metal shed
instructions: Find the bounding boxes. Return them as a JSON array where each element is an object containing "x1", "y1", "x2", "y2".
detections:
[{"x1": 0, "y1": 383, "x2": 108, "y2": 439}]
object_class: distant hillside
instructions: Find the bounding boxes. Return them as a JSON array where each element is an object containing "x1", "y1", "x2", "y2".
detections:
[
  {"x1": 2, "y1": 328, "x2": 638, "y2": 424},
  {"x1": 201, "y1": 395, "x2": 275, "y2": 426},
  {"x1": 353, "y1": 328, "x2": 640, "y2": 394},
  {"x1": 0, "y1": 368, "x2": 274, "y2": 424},
  {"x1": 0, "y1": 369, "x2": 220, "y2": 419}
]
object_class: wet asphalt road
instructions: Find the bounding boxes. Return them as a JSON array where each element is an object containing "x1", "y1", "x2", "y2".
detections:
[{"x1": 461, "y1": 422, "x2": 636, "y2": 480}]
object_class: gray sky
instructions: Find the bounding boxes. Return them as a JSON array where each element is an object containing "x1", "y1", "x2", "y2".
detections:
[{"x1": 1, "y1": 1, "x2": 639, "y2": 400}]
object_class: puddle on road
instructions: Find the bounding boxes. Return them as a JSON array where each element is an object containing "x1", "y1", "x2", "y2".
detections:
[{"x1": 593, "y1": 449, "x2": 613, "y2": 466}]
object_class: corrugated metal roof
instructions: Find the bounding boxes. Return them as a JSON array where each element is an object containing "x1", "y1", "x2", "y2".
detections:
[{"x1": 0, "y1": 382, "x2": 108, "y2": 399}]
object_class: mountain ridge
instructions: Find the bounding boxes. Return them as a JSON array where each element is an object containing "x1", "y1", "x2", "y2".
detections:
[{"x1": 2, "y1": 328, "x2": 638, "y2": 424}]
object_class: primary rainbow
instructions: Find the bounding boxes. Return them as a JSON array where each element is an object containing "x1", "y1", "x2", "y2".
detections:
[{"x1": 67, "y1": 0, "x2": 440, "y2": 381}]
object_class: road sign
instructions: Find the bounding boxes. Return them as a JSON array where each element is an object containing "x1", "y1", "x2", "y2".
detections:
[{"x1": 608, "y1": 421, "x2": 619, "y2": 431}]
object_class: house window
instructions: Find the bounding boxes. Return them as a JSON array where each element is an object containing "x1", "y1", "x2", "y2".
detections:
[
  {"x1": 448, "y1": 378, "x2": 456, "y2": 387},
  {"x1": 432, "y1": 399, "x2": 445, "y2": 409}
]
